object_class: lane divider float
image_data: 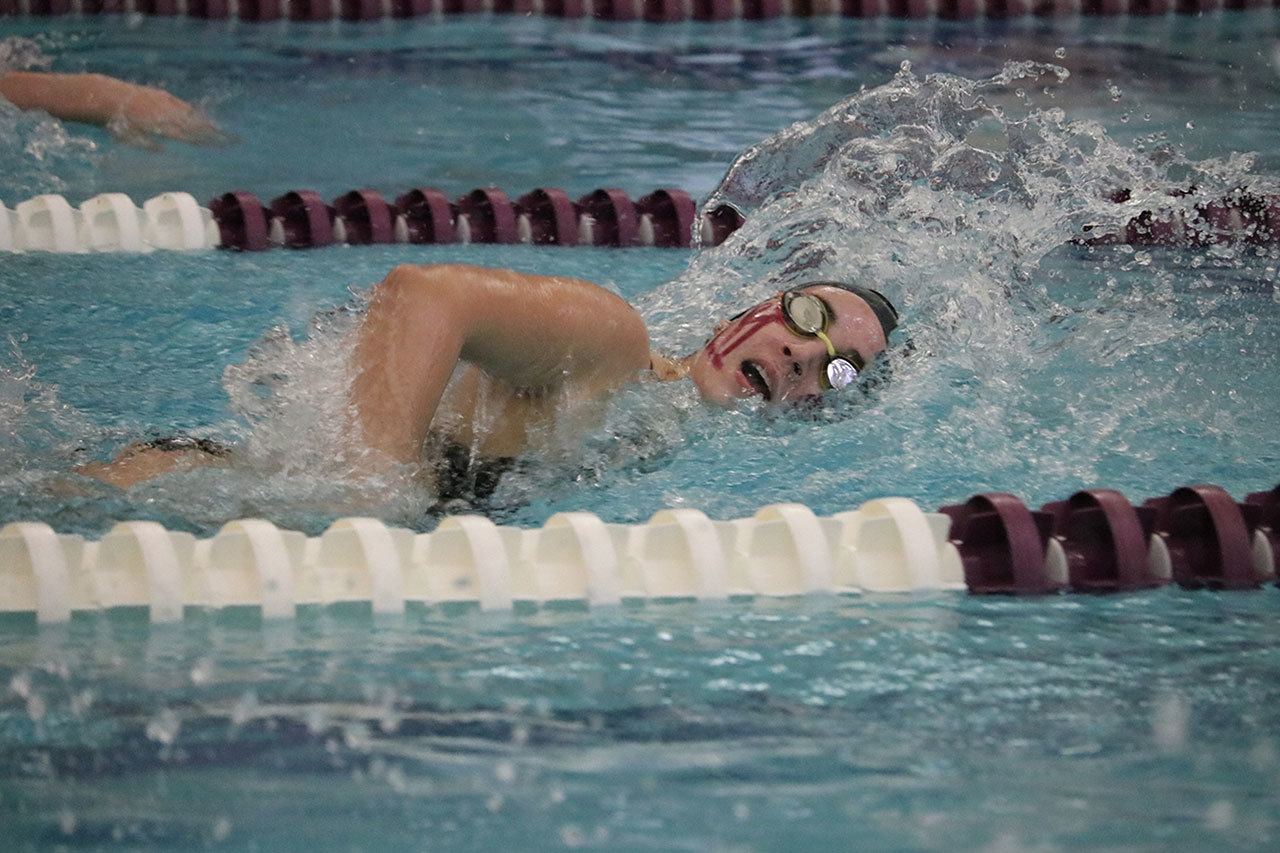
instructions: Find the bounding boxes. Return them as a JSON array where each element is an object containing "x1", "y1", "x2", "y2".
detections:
[
  {"x1": 0, "y1": 187, "x2": 701, "y2": 253},
  {"x1": 1, "y1": 481, "x2": 1275, "y2": 624},
  {"x1": 0, "y1": 192, "x2": 220, "y2": 252},
  {"x1": 3, "y1": 185, "x2": 1277, "y2": 254},
  {"x1": 1, "y1": 0, "x2": 1275, "y2": 21}
]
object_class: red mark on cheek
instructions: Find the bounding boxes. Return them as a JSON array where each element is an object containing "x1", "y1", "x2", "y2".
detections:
[{"x1": 707, "y1": 303, "x2": 783, "y2": 370}]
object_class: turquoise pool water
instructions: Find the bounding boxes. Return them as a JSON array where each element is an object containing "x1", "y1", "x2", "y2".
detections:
[
  {"x1": 2, "y1": 13, "x2": 1280, "y2": 851},
  {"x1": 3, "y1": 594, "x2": 1279, "y2": 849},
  {"x1": 2, "y1": 14, "x2": 1279, "y2": 200}
]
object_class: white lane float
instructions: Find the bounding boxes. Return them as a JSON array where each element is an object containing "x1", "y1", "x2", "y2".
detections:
[
  {"x1": 0, "y1": 497, "x2": 992, "y2": 625},
  {"x1": 14, "y1": 194, "x2": 83, "y2": 252},
  {"x1": 1, "y1": 192, "x2": 222, "y2": 253},
  {"x1": 80, "y1": 193, "x2": 148, "y2": 252},
  {"x1": 143, "y1": 192, "x2": 220, "y2": 251}
]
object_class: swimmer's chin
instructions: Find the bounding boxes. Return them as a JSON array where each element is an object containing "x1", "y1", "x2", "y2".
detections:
[
  {"x1": 689, "y1": 375, "x2": 742, "y2": 409},
  {"x1": 690, "y1": 376, "x2": 768, "y2": 410}
]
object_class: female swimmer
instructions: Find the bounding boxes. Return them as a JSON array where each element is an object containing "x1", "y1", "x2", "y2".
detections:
[{"x1": 80, "y1": 263, "x2": 898, "y2": 495}]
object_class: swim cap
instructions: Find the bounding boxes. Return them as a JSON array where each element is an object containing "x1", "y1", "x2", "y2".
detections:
[{"x1": 802, "y1": 281, "x2": 899, "y2": 340}]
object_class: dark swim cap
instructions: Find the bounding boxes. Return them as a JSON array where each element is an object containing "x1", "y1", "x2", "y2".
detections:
[{"x1": 802, "y1": 281, "x2": 899, "y2": 340}]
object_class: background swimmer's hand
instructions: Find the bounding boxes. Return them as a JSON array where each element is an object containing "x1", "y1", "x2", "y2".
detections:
[
  {"x1": 97, "y1": 75, "x2": 229, "y2": 147},
  {"x1": 0, "y1": 71, "x2": 229, "y2": 146}
]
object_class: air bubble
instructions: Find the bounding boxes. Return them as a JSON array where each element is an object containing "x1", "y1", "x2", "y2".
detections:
[
  {"x1": 1204, "y1": 800, "x2": 1236, "y2": 831},
  {"x1": 189, "y1": 658, "x2": 213, "y2": 686},
  {"x1": 342, "y1": 721, "x2": 371, "y2": 751},
  {"x1": 1152, "y1": 694, "x2": 1188, "y2": 751},
  {"x1": 70, "y1": 689, "x2": 95, "y2": 716},
  {"x1": 305, "y1": 705, "x2": 329, "y2": 734},
  {"x1": 1054, "y1": 47, "x2": 1067, "y2": 59},
  {"x1": 9, "y1": 672, "x2": 31, "y2": 699},
  {"x1": 145, "y1": 708, "x2": 181, "y2": 746},
  {"x1": 560, "y1": 825, "x2": 586, "y2": 848},
  {"x1": 231, "y1": 690, "x2": 259, "y2": 726}
]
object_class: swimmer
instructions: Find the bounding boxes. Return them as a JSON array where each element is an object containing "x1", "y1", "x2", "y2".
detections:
[
  {"x1": 0, "y1": 71, "x2": 224, "y2": 145},
  {"x1": 79, "y1": 264, "x2": 898, "y2": 497}
]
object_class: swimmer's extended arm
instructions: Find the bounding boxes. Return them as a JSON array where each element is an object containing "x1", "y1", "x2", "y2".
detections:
[
  {"x1": 0, "y1": 71, "x2": 224, "y2": 145},
  {"x1": 352, "y1": 264, "x2": 652, "y2": 463}
]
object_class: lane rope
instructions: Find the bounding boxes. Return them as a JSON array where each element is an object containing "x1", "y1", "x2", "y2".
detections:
[
  {"x1": 3, "y1": 185, "x2": 1277, "y2": 252},
  {"x1": 2, "y1": 481, "x2": 1275, "y2": 623},
  {"x1": 0, "y1": 0, "x2": 1275, "y2": 20}
]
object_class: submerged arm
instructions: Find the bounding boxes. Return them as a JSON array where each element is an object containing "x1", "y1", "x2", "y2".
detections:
[{"x1": 351, "y1": 264, "x2": 651, "y2": 463}]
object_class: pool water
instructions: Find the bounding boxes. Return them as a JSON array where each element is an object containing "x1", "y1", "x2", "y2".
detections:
[
  {"x1": 2, "y1": 12, "x2": 1280, "y2": 851},
  {"x1": 3, "y1": 593, "x2": 1280, "y2": 849},
  {"x1": 2, "y1": 14, "x2": 1279, "y2": 200}
]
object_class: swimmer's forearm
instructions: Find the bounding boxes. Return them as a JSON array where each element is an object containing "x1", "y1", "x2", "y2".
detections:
[
  {"x1": 0, "y1": 72, "x2": 119, "y2": 125},
  {"x1": 353, "y1": 265, "x2": 471, "y2": 463},
  {"x1": 0, "y1": 71, "x2": 223, "y2": 144}
]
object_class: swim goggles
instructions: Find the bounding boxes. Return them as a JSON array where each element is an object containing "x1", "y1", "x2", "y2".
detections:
[{"x1": 780, "y1": 290, "x2": 866, "y2": 391}]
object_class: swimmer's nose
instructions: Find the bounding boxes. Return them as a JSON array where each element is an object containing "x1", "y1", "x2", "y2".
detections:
[{"x1": 780, "y1": 345, "x2": 826, "y2": 400}]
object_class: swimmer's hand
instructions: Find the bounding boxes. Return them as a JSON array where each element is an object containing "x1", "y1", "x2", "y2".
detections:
[{"x1": 0, "y1": 71, "x2": 229, "y2": 147}]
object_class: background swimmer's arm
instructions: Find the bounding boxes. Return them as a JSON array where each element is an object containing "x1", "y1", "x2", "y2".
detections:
[
  {"x1": 0, "y1": 71, "x2": 224, "y2": 145},
  {"x1": 352, "y1": 264, "x2": 651, "y2": 463}
]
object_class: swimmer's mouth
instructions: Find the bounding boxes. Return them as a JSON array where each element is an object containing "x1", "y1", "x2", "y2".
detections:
[{"x1": 741, "y1": 360, "x2": 772, "y2": 401}]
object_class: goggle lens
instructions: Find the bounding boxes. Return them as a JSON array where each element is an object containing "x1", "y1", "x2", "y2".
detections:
[
  {"x1": 825, "y1": 358, "x2": 859, "y2": 390},
  {"x1": 783, "y1": 292, "x2": 828, "y2": 335}
]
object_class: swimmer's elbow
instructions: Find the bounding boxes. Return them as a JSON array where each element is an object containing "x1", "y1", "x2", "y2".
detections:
[
  {"x1": 382, "y1": 264, "x2": 481, "y2": 301},
  {"x1": 377, "y1": 264, "x2": 469, "y2": 312},
  {"x1": 381, "y1": 263, "x2": 443, "y2": 291}
]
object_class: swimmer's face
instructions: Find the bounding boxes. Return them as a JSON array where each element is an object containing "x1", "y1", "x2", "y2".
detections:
[{"x1": 688, "y1": 284, "x2": 889, "y2": 407}]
